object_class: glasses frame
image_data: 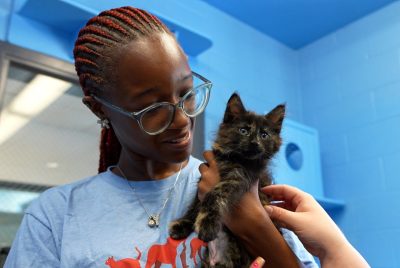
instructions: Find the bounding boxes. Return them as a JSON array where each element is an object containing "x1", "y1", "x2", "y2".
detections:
[{"x1": 92, "y1": 71, "x2": 212, "y2": 135}]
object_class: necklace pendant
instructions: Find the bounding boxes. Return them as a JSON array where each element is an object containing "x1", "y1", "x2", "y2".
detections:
[{"x1": 148, "y1": 215, "x2": 159, "y2": 228}]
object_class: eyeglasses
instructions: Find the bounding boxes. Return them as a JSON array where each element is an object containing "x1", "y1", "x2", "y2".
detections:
[{"x1": 92, "y1": 71, "x2": 212, "y2": 135}]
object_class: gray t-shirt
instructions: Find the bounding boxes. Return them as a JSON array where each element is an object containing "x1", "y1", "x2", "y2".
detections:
[{"x1": 5, "y1": 156, "x2": 317, "y2": 267}]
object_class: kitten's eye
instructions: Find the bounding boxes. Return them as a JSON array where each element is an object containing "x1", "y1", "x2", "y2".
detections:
[
  {"x1": 239, "y1": 128, "x2": 249, "y2": 136},
  {"x1": 260, "y1": 132, "x2": 269, "y2": 139}
]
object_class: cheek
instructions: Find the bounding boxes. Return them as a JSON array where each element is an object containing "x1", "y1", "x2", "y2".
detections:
[{"x1": 111, "y1": 117, "x2": 149, "y2": 146}]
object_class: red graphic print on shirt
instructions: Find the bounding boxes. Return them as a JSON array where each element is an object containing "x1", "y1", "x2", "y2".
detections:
[
  {"x1": 105, "y1": 247, "x2": 142, "y2": 268},
  {"x1": 145, "y1": 237, "x2": 185, "y2": 268},
  {"x1": 105, "y1": 236, "x2": 207, "y2": 267},
  {"x1": 190, "y1": 238, "x2": 207, "y2": 266}
]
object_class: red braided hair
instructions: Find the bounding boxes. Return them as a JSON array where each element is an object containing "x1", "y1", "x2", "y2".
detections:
[{"x1": 73, "y1": 7, "x2": 171, "y2": 173}]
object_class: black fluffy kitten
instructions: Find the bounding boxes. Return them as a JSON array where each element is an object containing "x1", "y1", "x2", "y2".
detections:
[{"x1": 169, "y1": 93, "x2": 285, "y2": 267}]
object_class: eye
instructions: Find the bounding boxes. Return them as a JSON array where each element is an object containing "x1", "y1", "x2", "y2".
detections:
[
  {"x1": 260, "y1": 132, "x2": 269, "y2": 139},
  {"x1": 178, "y1": 89, "x2": 191, "y2": 100},
  {"x1": 239, "y1": 128, "x2": 249, "y2": 135}
]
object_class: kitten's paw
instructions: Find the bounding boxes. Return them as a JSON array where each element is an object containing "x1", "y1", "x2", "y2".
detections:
[
  {"x1": 169, "y1": 219, "x2": 193, "y2": 239},
  {"x1": 195, "y1": 212, "x2": 220, "y2": 242},
  {"x1": 198, "y1": 228, "x2": 219, "y2": 243}
]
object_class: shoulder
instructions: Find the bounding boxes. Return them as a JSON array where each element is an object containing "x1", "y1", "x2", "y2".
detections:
[
  {"x1": 183, "y1": 156, "x2": 202, "y2": 183},
  {"x1": 25, "y1": 173, "x2": 104, "y2": 224},
  {"x1": 187, "y1": 155, "x2": 202, "y2": 173}
]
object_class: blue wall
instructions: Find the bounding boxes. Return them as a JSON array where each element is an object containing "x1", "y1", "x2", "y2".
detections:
[
  {"x1": 2, "y1": 0, "x2": 400, "y2": 266},
  {"x1": 299, "y1": 2, "x2": 400, "y2": 267}
]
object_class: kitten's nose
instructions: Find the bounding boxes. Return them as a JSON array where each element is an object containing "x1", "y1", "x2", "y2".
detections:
[{"x1": 249, "y1": 142, "x2": 261, "y2": 152}]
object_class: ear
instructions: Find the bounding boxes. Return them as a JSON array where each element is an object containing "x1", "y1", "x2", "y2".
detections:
[
  {"x1": 82, "y1": 95, "x2": 107, "y2": 120},
  {"x1": 223, "y1": 93, "x2": 246, "y2": 123},
  {"x1": 265, "y1": 104, "x2": 285, "y2": 134}
]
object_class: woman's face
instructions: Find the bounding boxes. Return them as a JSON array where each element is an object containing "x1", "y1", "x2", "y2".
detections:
[{"x1": 104, "y1": 33, "x2": 194, "y2": 164}]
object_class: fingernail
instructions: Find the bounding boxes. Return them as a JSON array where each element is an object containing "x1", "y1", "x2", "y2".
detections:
[
  {"x1": 264, "y1": 206, "x2": 273, "y2": 216},
  {"x1": 251, "y1": 257, "x2": 265, "y2": 268}
]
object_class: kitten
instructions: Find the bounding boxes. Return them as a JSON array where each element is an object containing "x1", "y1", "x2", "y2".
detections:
[{"x1": 169, "y1": 93, "x2": 285, "y2": 267}]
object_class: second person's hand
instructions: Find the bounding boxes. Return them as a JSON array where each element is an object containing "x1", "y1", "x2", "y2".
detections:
[{"x1": 262, "y1": 184, "x2": 370, "y2": 268}]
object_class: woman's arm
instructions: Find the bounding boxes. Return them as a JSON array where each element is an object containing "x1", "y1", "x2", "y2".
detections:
[
  {"x1": 198, "y1": 151, "x2": 302, "y2": 268},
  {"x1": 262, "y1": 184, "x2": 370, "y2": 268}
]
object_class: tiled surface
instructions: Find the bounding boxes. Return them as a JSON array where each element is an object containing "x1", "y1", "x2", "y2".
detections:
[{"x1": 300, "y1": 2, "x2": 400, "y2": 266}]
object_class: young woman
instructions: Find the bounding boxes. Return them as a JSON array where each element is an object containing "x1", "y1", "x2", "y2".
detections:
[{"x1": 5, "y1": 6, "x2": 317, "y2": 267}]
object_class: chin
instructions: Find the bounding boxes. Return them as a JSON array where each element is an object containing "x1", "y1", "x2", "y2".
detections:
[
  {"x1": 175, "y1": 142, "x2": 193, "y2": 162},
  {"x1": 164, "y1": 141, "x2": 193, "y2": 164}
]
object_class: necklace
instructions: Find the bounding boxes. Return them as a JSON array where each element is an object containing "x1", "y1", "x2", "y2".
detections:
[{"x1": 117, "y1": 163, "x2": 183, "y2": 228}]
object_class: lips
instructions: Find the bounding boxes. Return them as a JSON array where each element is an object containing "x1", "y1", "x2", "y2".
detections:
[{"x1": 163, "y1": 131, "x2": 191, "y2": 144}]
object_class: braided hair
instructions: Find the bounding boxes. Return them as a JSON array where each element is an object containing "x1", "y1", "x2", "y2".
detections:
[{"x1": 73, "y1": 7, "x2": 172, "y2": 173}]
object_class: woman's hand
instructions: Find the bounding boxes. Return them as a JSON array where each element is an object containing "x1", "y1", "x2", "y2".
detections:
[
  {"x1": 249, "y1": 257, "x2": 265, "y2": 268},
  {"x1": 197, "y1": 151, "x2": 220, "y2": 202},
  {"x1": 197, "y1": 151, "x2": 266, "y2": 229},
  {"x1": 262, "y1": 184, "x2": 345, "y2": 257},
  {"x1": 262, "y1": 184, "x2": 370, "y2": 268}
]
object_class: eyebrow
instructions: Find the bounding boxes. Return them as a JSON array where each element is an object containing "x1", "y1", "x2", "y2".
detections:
[
  {"x1": 181, "y1": 72, "x2": 192, "y2": 82},
  {"x1": 133, "y1": 87, "x2": 159, "y2": 100}
]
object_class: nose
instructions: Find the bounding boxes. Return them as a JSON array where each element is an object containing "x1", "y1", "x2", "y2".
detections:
[
  {"x1": 170, "y1": 106, "x2": 191, "y2": 129},
  {"x1": 249, "y1": 142, "x2": 259, "y2": 150},
  {"x1": 249, "y1": 141, "x2": 262, "y2": 153}
]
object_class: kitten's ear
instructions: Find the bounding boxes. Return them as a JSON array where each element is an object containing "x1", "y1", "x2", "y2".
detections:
[
  {"x1": 223, "y1": 93, "x2": 246, "y2": 123},
  {"x1": 265, "y1": 104, "x2": 285, "y2": 134}
]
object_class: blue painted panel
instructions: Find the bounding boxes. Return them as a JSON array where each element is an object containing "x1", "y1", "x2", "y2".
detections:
[
  {"x1": 352, "y1": 230, "x2": 397, "y2": 267},
  {"x1": 301, "y1": 75, "x2": 341, "y2": 109},
  {"x1": 161, "y1": 20, "x2": 212, "y2": 57},
  {"x1": 311, "y1": 91, "x2": 375, "y2": 136},
  {"x1": 300, "y1": 3, "x2": 400, "y2": 266},
  {"x1": 8, "y1": 14, "x2": 75, "y2": 62},
  {"x1": 272, "y1": 119, "x2": 324, "y2": 198},
  {"x1": 347, "y1": 115, "x2": 400, "y2": 161},
  {"x1": 17, "y1": 0, "x2": 96, "y2": 33},
  {"x1": 312, "y1": 40, "x2": 369, "y2": 80},
  {"x1": 339, "y1": 50, "x2": 400, "y2": 97},
  {"x1": 202, "y1": 0, "x2": 397, "y2": 49},
  {"x1": 382, "y1": 151, "x2": 400, "y2": 191},
  {"x1": 319, "y1": 134, "x2": 348, "y2": 167},
  {"x1": 324, "y1": 158, "x2": 384, "y2": 200},
  {"x1": 367, "y1": 15, "x2": 400, "y2": 56},
  {"x1": 7, "y1": 0, "x2": 212, "y2": 61},
  {"x1": 0, "y1": 0, "x2": 12, "y2": 41},
  {"x1": 374, "y1": 81, "x2": 400, "y2": 119}
]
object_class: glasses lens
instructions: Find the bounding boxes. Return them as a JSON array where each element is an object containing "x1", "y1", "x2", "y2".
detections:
[
  {"x1": 140, "y1": 104, "x2": 174, "y2": 134},
  {"x1": 183, "y1": 84, "x2": 210, "y2": 117}
]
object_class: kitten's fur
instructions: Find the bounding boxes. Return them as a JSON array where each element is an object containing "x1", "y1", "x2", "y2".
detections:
[{"x1": 169, "y1": 93, "x2": 285, "y2": 267}]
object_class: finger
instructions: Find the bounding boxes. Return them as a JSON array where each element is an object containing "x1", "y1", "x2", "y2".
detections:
[
  {"x1": 264, "y1": 205, "x2": 296, "y2": 230},
  {"x1": 198, "y1": 162, "x2": 209, "y2": 174},
  {"x1": 262, "y1": 185, "x2": 305, "y2": 206},
  {"x1": 249, "y1": 256, "x2": 265, "y2": 268},
  {"x1": 203, "y1": 151, "x2": 217, "y2": 167},
  {"x1": 262, "y1": 184, "x2": 300, "y2": 197},
  {"x1": 197, "y1": 186, "x2": 206, "y2": 202},
  {"x1": 269, "y1": 201, "x2": 295, "y2": 212},
  {"x1": 267, "y1": 185, "x2": 317, "y2": 211},
  {"x1": 269, "y1": 200, "x2": 287, "y2": 209}
]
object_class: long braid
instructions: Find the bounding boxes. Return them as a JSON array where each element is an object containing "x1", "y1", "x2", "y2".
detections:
[{"x1": 73, "y1": 7, "x2": 171, "y2": 173}]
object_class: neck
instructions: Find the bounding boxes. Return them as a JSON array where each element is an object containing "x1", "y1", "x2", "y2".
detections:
[{"x1": 113, "y1": 148, "x2": 188, "y2": 181}]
